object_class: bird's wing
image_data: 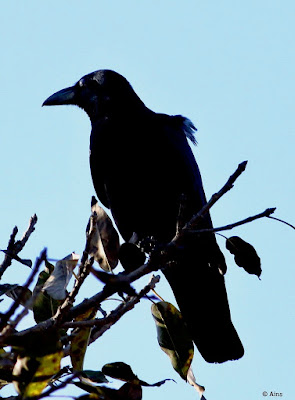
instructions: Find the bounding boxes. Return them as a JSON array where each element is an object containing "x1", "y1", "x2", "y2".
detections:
[{"x1": 89, "y1": 120, "x2": 112, "y2": 209}]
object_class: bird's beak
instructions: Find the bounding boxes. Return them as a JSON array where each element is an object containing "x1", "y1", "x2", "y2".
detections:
[{"x1": 42, "y1": 86, "x2": 76, "y2": 106}]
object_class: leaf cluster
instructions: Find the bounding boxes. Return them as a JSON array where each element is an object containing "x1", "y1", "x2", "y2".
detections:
[{"x1": 0, "y1": 161, "x2": 285, "y2": 399}]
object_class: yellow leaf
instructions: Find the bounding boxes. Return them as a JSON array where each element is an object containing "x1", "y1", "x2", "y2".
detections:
[
  {"x1": 70, "y1": 308, "x2": 97, "y2": 371},
  {"x1": 13, "y1": 351, "x2": 63, "y2": 397}
]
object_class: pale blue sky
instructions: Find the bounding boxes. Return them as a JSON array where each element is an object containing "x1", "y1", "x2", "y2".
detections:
[{"x1": 0, "y1": 2, "x2": 294, "y2": 399}]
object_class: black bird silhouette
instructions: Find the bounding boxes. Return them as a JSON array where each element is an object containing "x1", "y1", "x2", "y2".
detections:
[{"x1": 43, "y1": 69, "x2": 244, "y2": 363}]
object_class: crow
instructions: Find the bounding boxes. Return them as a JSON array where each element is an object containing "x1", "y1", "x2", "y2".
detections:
[{"x1": 43, "y1": 69, "x2": 244, "y2": 363}]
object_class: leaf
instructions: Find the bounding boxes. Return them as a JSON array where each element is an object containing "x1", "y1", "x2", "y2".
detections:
[
  {"x1": 102, "y1": 362, "x2": 172, "y2": 389},
  {"x1": 151, "y1": 301, "x2": 194, "y2": 380},
  {"x1": 8, "y1": 328, "x2": 62, "y2": 357},
  {"x1": 87, "y1": 197, "x2": 120, "y2": 271},
  {"x1": 11, "y1": 329, "x2": 62, "y2": 397},
  {"x1": 12, "y1": 351, "x2": 63, "y2": 397},
  {"x1": 187, "y1": 366, "x2": 205, "y2": 399},
  {"x1": 70, "y1": 308, "x2": 97, "y2": 371},
  {"x1": 33, "y1": 290, "x2": 61, "y2": 323},
  {"x1": 0, "y1": 284, "x2": 18, "y2": 297},
  {"x1": 0, "y1": 250, "x2": 32, "y2": 268},
  {"x1": 102, "y1": 362, "x2": 137, "y2": 382},
  {"x1": 75, "y1": 380, "x2": 142, "y2": 400},
  {"x1": 32, "y1": 260, "x2": 61, "y2": 323},
  {"x1": 80, "y1": 370, "x2": 109, "y2": 384},
  {"x1": 139, "y1": 378, "x2": 173, "y2": 388},
  {"x1": 4, "y1": 285, "x2": 33, "y2": 309},
  {"x1": 226, "y1": 236, "x2": 262, "y2": 278},
  {"x1": 74, "y1": 381, "x2": 116, "y2": 399},
  {"x1": 0, "y1": 349, "x2": 14, "y2": 389},
  {"x1": 117, "y1": 382, "x2": 142, "y2": 400},
  {"x1": 42, "y1": 252, "x2": 79, "y2": 300}
]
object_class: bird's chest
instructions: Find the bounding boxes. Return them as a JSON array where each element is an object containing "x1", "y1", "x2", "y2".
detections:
[
  {"x1": 91, "y1": 120, "x2": 161, "y2": 187},
  {"x1": 90, "y1": 120, "x2": 180, "y2": 240}
]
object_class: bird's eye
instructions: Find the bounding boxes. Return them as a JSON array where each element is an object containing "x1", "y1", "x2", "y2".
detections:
[
  {"x1": 87, "y1": 78, "x2": 99, "y2": 89},
  {"x1": 78, "y1": 79, "x2": 84, "y2": 88}
]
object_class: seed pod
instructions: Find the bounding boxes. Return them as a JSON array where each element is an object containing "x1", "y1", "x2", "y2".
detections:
[{"x1": 119, "y1": 242, "x2": 146, "y2": 272}]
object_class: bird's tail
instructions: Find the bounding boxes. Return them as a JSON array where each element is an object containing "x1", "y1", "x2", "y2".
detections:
[{"x1": 163, "y1": 237, "x2": 244, "y2": 363}]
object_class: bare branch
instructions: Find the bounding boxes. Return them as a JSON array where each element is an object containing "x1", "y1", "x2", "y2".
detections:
[
  {"x1": 187, "y1": 208, "x2": 276, "y2": 234},
  {"x1": 62, "y1": 275, "x2": 160, "y2": 359},
  {"x1": 0, "y1": 249, "x2": 46, "y2": 343},
  {"x1": 63, "y1": 274, "x2": 159, "y2": 330},
  {"x1": 182, "y1": 160, "x2": 248, "y2": 232},
  {"x1": 267, "y1": 215, "x2": 295, "y2": 230},
  {"x1": 0, "y1": 226, "x2": 18, "y2": 279},
  {"x1": 32, "y1": 372, "x2": 79, "y2": 400},
  {"x1": 0, "y1": 215, "x2": 37, "y2": 279},
  {"x1": 52, "y1": 212, "x2": 99, "y2": 326},
  {"x1": 17, "y1": 214, "x2": 38, "y2": 251},
  {"x1": 8, "y1": 161, "x2": 274, "y2": 349}
]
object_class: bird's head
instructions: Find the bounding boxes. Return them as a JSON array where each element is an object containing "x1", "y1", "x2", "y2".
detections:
[{"x1": 43, "y1": 69, "x2": 143, "y2": 122}]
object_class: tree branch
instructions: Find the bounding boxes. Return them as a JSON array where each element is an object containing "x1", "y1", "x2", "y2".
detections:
[
  {"x1": 7, "y1": 161, "x2": 272, "y2": 346},
  {"x1": 181, "y1": 160, "x2": 247, "y2": 233},
  {"x1": 52, "y1": 213, "x2": 99, "y2": 326},
  {"x1": 0, "y1": 249, "x2": 46, "y2": 342},
  {"x1": 63, "y1": 274, "x2": 159, "y2": 330},
  {"x1": 188, "y1": 208, "x2": 276, "y2": 234},
  {"x1": 0, "y1": 214, "x2": 37, "y2": 279}
]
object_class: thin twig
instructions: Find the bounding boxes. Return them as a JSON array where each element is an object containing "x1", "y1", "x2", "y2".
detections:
[
  {"x1": 187, "y1": 208, "x2": 276, "y2": 234},
  {"x1": 61, "y1": 274, "x2": 160, "y2": 360},
  {"x1": 0, "y1": 226, "x2": 18, "y2": 279},
  {"x1": 89, "y1": 275, "x2": 160, "y2": 343},
  {"x1": 10, "y1": 282, "x2": 44, "y2": 332},
  {"x1": 267, "y1": 215, "x2": 295, "y2": 230},
  {"x1": 52, "y1": 212, "x2": 99, "y2": 326},
  {"x1": 32, "y1": 372, "x2": 79, "y2": 400},
  {"x1": 17, "y1": 214, "x2": 38, "y2": 251},
  {"x1": 8, "y1": 161, "x2": 258, "y2": 341},
  {"x1": 0, "y1": 249, "x2": 46, "y2": 342},
  {"x1": 0, "y1": 215, "x2": 37, "y2": 279},
  {"x1": 182, "y1": 160, "x2": 248, "y2": 232},
  {"x1": 0, "y1": 250, "x2": 32, "y2": 268}
]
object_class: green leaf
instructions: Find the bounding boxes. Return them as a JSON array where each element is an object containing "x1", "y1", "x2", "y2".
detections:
[
  {"x1": 4, "y1": 285, "x2": 32, "y2": 309},
  {"x1": 0, "y1": 284, "x2": 32, "y2": 309},
  {"x1": 33, "y1": 261, "x2": 61, "y2": 323},
  {"x1": 226, "y1": 236, "x2": 262, "y2": 278},
  {"x1": 33, "y1": 290, "x2": 61, "y2": 324},
  {"x1": 70, "y1": 308, "x2": 97, "y2": 371},
  {"x1": 151, "y1": 301, "x2": 194, "y2": 380}
]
